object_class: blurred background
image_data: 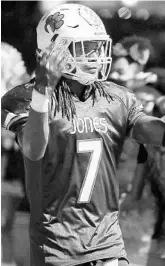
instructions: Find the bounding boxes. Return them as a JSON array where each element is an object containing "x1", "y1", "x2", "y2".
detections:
[
  {"x1": 1, "y1": 1, "x2": 165, "y2": 266},
  {"x1": 2, "y1": 0, "x2": 165, "y2": 76}
]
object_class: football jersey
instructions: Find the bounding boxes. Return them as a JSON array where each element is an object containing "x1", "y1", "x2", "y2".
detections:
[{"x1": 4, "y1": 80, "x2": 145, "y2": 266}]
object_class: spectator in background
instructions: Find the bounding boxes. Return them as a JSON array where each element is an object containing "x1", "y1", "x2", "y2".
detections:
[
  {"x1": 1, "y1": 42, "x2": 30, "y2": 265},
  {"x1": 1, "y1": 42, "x2": 29, "y2": 96},
  {"x1": 109, "y1": 35, "x2": 157, "y2": 90},
  {"x1": 134, "y1": 85, "x2": 162, "y2": 115},
  {"x1": 147, "y1": 67, "x2": 165, "y2": 95},
  {"x1": 111, "y1": 37, "x2": 165, "y2": 262}
]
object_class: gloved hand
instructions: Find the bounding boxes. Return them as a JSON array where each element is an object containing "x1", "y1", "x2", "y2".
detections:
[
  {"x1": 35, "y1": 39, "x2": 69, "y2": 95},
  {"x1": 1, "y1": 79, "x2": 34, "y2": 133}
]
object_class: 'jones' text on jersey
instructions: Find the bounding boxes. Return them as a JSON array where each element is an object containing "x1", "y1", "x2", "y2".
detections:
[{"x1": 70, "y1": 116, "x2": 108, "y2": 134}]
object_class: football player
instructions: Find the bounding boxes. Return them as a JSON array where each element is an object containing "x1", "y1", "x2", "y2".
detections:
[{"x1": 1, "y1": 3, "x2": 165, "y2": 266}]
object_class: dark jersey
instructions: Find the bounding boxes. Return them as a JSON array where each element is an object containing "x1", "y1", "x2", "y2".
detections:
[{"x1": 12, "y1": 81, "x2": 144, "y2": 265}]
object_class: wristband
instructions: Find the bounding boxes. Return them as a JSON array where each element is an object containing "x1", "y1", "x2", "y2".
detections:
[{"x1": 30, "y1": 89, "x2": 49, "y2": 113}]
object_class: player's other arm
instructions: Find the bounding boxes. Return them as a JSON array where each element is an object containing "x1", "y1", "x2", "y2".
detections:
[
  {"x1": 132, "y1": 115, "x2": 165, "y2": 146},
  {"x1": 127, "y1": 91, "x2": 165, "y2": 146},
  {"x1": 19, "y1": 43, "x2": 66, "y2": 161}
]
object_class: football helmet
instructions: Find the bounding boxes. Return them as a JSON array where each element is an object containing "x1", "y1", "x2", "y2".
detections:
[{"x1": 37, "y1": 3, "x2": 112, "y2": 85}]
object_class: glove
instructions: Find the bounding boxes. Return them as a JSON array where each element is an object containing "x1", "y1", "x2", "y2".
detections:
[
  {"x1": 1, "y1": 78, "x2": 35, "y2": 133},
  {"x1": 35, "y1": 38, "x2": 70, "y2": 95}
]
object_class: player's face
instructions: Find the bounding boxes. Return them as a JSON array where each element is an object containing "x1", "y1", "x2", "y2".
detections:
[
  {"x1": 110, "y1": 57, "x2": 140, "y2": 82},
  {"x1": 75, "y1": 41, "x2": 104, "y2": 74}
]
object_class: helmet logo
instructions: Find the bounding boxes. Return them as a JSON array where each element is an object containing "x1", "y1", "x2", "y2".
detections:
[{"x1": 45, "y1": 12, "x2": 64, "y2": 33}]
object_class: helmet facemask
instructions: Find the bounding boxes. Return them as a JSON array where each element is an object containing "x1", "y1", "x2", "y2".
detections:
[{"x1": 61, "y1": 37, "x2": 112, "y2": 85}]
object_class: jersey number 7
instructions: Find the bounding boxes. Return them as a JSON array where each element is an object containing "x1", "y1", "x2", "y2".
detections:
[{"x1": 77, "y1": 138, "x2": 103, "y2": 203}]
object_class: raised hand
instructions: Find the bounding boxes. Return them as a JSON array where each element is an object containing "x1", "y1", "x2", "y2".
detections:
[{"x1": 35, "y1": 41, "x2": 69, "y2": 95}]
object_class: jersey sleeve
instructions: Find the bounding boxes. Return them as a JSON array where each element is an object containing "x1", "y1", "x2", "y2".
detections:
[{"x1": 126, "y1": 92, "x2": 145, "y2": 135}]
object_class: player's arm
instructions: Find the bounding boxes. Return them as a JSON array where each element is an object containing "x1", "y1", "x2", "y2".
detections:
[
  {"x1": 18, "y1": 43, "x2": 67, "y2": 161},
  {"x1": 132, "y1": 115, "x2": 165, "y2": 146},
  {"x1": 127, "y1": 92, "x2": 165, "y2": 146},
  {"x1": 18, "y1": 100, "x2": 49, "y2": 161}
]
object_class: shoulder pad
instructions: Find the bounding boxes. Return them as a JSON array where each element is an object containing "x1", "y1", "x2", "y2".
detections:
[{"x1": 103, "y1": 81, "x2": 132, "y2": 101}]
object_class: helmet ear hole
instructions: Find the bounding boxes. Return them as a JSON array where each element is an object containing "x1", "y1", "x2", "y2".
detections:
[{"x1": 66, "y1": 63, "x2": 72, "y2": 70}]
